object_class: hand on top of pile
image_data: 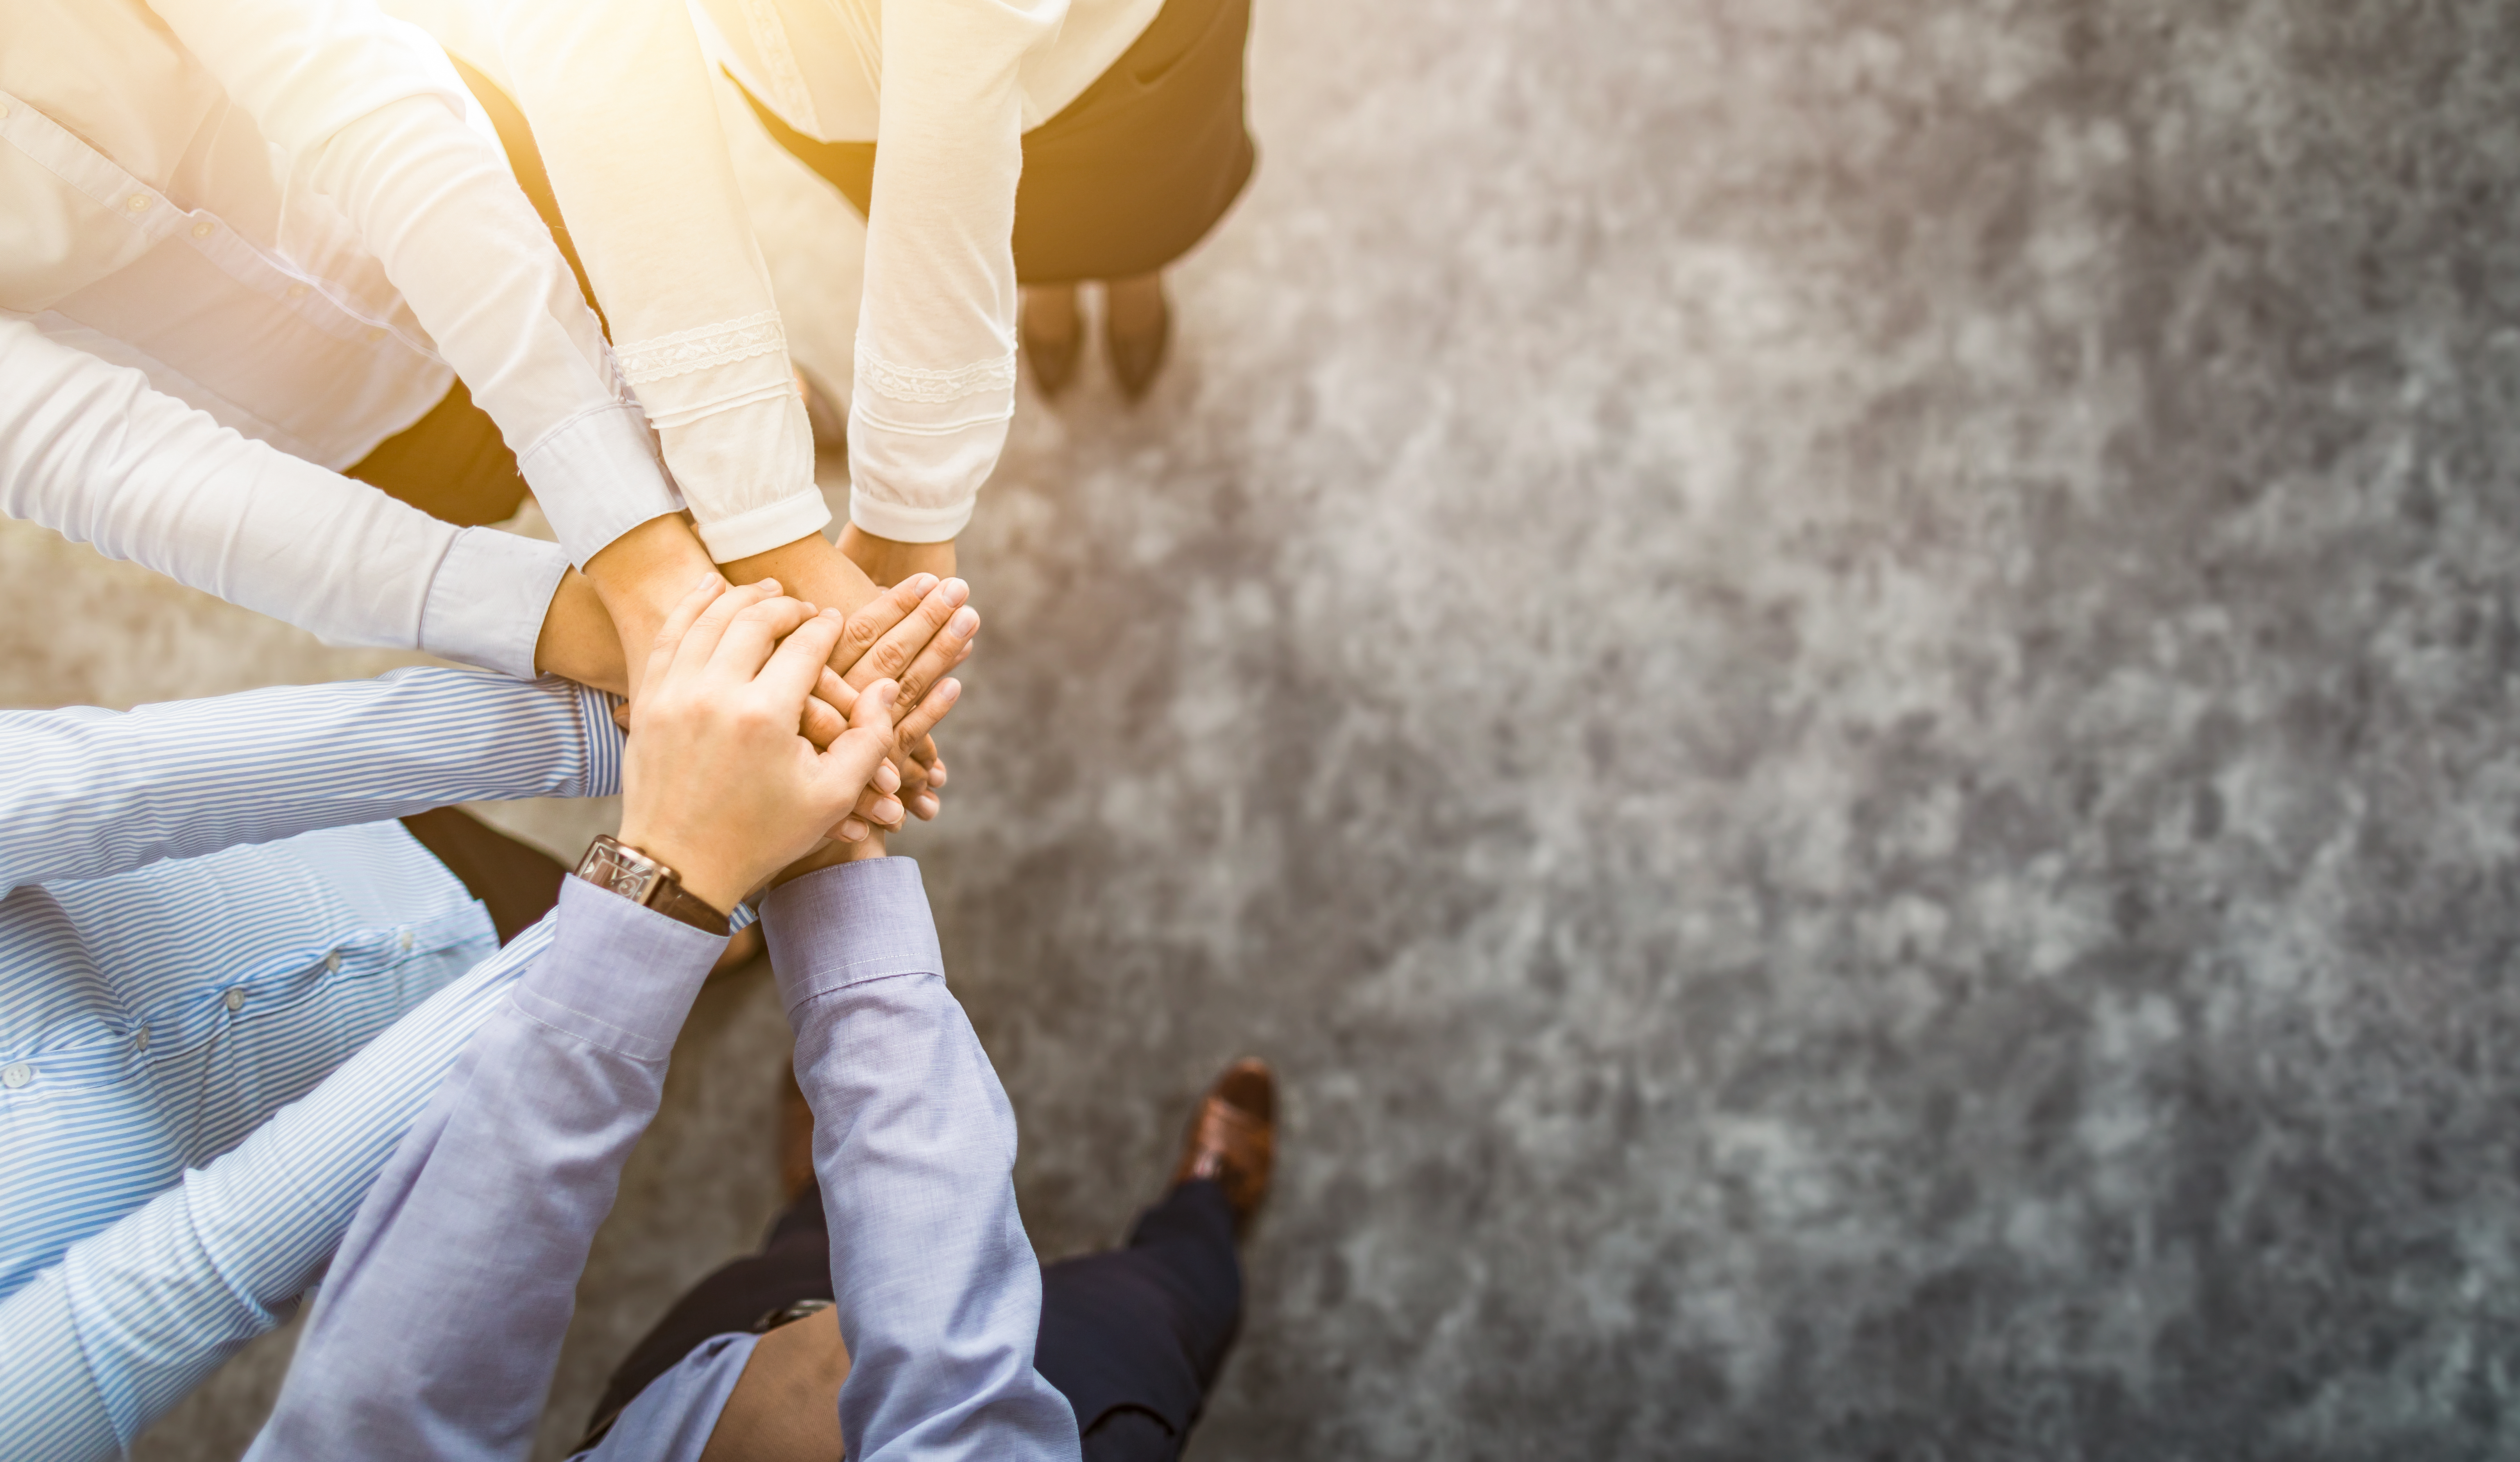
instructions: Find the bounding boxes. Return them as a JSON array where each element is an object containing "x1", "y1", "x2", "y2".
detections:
[{"x1": 614, "y1": 575, "x2": 901, "y2": 914}]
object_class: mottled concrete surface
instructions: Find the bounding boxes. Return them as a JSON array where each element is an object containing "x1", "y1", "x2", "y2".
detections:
[{"x1": 15, "y1": 0, "x2": 2520, "y2": 1457}]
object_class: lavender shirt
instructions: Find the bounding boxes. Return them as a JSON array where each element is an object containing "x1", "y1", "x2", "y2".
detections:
[{"x1": 248, "y1": 858, "x2": 1079, "y2": 1462}]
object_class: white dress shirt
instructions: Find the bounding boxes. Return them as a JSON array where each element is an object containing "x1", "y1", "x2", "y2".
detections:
[
  {"x1": 0, "y1": 0, "x2": 684, "y2": 663},
  {"x1": 492, "y1": 0, "x2": 1160, "y2": 558}
]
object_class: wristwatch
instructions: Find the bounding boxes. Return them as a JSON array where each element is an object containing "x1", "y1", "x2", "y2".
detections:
[{"x1": 573, "y1": 834, "x2": 729, "y2": 935}]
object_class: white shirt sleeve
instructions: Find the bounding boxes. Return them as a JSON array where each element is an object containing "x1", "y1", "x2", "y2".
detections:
[
  {"x1": 145, "y1": 0, "x2": 683, "y2": 567},
  {"x1": 497, "y1": 0, "x2": 829, "y2": 564},
  {"x1": 497, "y1": 0, "x2": 1062, "y2": 556},
  {"x1": 843, "y1": 0, "x2": 1064, "y2": 545},
  {"x1": 0, "y1": 317, "x2": 564, "y2": 677}
]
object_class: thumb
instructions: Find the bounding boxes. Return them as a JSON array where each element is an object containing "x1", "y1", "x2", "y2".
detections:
[{"x1": 809, "y1": 679, "x2": 897, "y2": 809}]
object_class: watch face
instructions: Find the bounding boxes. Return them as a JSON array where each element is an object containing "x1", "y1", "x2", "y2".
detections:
[
  {"x1": 580, "y1": 839, "x2": 663, "y2": 905},
  {"x1": 604, "y1": 862, "x2": 657, "y2": 900}
]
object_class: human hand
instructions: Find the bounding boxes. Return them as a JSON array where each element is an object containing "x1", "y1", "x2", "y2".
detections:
[
  {"x1": 814, "y1": 573, "x2": 977, "y2": 822},
  {"x1": 615, "y1": 575, "x2": 901, "y2": 913},
  {"x1": 581, "y1": 517, "x2": 719, "y2": 698}
]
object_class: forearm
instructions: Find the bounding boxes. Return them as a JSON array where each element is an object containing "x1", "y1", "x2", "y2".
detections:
[
  {"x1": 761, "y1": 859, "x2": 1078, "y2": 1462},
  {"x1": 501, "y1": 0, "x2": 826, "y2": 561},
  {"x1": 723, "y1": 533, "x2": 884, "y2": 634},
  {"x1": 0, "y1": 321, "x2": 567, "y2": 671},
  {"x1": 149, "y1": 0, "x2": 680, "y2": 563},
  {"x1": 839, "y1": 524, "x2": 958, "y2": 589},
  {"x1": 251, "y1": 883, "x2": 723, "y2": 1462},
  {"x1": 0, "y1": 913, "x2": 569, "y2": 1462},
  {"x1": 0, "y1": 669, "x2": 619, "y2": 887},
  {"x1": 537, "y1": 567, "x2": 632, "y2": 695},
  {"x1": 839, "y1": 0, "x2": 1061, "y2": 548}
]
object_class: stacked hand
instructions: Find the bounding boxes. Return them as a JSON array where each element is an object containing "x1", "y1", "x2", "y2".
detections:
[{"x1": 616, "y1": 575, "x2": 959, "y2": 914}]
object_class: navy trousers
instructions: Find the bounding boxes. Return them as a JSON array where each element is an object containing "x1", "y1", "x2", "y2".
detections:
[{"x1": 589, "y1": 1178, "x2": 1243, "y2": 1460}]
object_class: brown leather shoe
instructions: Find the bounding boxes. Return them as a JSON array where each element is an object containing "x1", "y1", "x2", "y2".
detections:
[{"x1": 1172, "y1": 1057, "x2": 1274, "y2": 1227}]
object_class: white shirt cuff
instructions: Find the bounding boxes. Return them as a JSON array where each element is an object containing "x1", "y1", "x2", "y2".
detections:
[
  {"x1": 419, "y1": 528, "x2": 570, "y2": 677},
  {"x1": 845, "y1": 487, "x2": 977, "y2": 544},
  {"x1": 516, "y1": 403, "x2": 686, "y2": 567},
  {"x1": 691, "y1": 489, "x2": 834, "y2": 563}
]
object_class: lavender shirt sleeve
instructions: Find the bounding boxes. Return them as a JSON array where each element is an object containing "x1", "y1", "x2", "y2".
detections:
[
  {"x1": 761, "y1": 857, "x2": 1079, "y2": 1462},
  {"x1": 246, "y1": 878, "x2": 725, "y2": 1462}
]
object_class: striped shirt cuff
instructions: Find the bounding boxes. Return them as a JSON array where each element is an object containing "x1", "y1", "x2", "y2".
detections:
[{"x1": 567, "y1": 680, "x2": 625, "y2": 798}]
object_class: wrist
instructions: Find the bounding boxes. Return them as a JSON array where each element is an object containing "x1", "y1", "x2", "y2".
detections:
[
  {"x1": 838, "y1": 524, "x2": 957, "y2": 589},
  {"x1": 609, "y1": 825, "x2": 750, "y2": 917},
  {"x1": 588, "y1": 516, "x2": 716, "y2": 630},
  {"x1": 724, "y1": 533, "x2": 882, "y2": 621},
  {"x1": 532, "y1": 570, "x2": 630, "y2": 694}
]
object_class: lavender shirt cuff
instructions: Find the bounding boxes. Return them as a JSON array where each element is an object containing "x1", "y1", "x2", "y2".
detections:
[
  {"x1": 510, "y1": 876, "x2": 725, "y2": 1060},
  {"x1": 759, "y1": 857, "x2": 942, "y2": 1016}
]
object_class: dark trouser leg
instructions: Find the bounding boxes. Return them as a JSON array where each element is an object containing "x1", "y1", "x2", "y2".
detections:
[
  {"x1": 1036, "y1": 1179, "x2": 1244, "y2": 1461},
  {"x1": 583, "y1": 1179, "x2": 1243, "y2": 1458},
  {"x1": 585, "y1": 1187, "x2": 836, "y2": 1437},
  {"x1": 397, "y1": 807, "x2": 566, "y2": 946}
]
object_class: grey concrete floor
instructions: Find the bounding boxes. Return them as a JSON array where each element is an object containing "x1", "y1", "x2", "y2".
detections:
[{"x1": 12, "y1": 0, "x2": 2520, "y2": 1457}]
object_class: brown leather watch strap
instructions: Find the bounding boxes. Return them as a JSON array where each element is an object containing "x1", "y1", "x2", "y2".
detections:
[
  {"x1": 574, "y1": 835, "x2": 730, "y2": 937},
  {"x1": 646, "y1": 881, "x2": 730, "y2": 936}
]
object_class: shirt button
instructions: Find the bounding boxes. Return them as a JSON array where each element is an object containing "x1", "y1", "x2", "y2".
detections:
[
  {"x1": 324, "y1": 951, "x2": 342, "y2": 972},
  {"x1": 399, "y1": 931, "x2": 415, "y2": 952},
  {"x1": 125, "y1": 194, "x2": 150, "y2": 213},
  {"x1": 286, "y1": 283, "x2": 309, "y2": 300},
  {"x1": 190, "y1": 220, "x2": 214, "y2": 239},
  {"x1": 0, "y1": 102, "x2": 12, "y2": 118},
  {"x1": 1, "y1": 1063, "x2": 31, "y2": 1089},
  {"x1": 224, "y1": 987, "x2": 247, "y2": 1013},
  {"x1": 133, "y1": 1027, "x2": 150, "y2": 1052}
]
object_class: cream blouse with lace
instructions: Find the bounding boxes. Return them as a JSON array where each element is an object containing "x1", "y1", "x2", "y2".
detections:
[{"x1": 494, "y1": 0, "x2": 1161, "y2": 559}]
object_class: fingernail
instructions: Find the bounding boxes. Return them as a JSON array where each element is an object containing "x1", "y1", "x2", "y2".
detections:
[
  {"x1": 822, "y1": 606, "x2": 843, "y2": 619},
  {"x1": 948, "y1": 607, "x2": 978, "y2": 639},
  {"x1": 943, "y1": 578, "x2": 969, "y2": 605},
  {"x1": 841, "y1": 819, "x2": 868, "y2": 841},
  {"x1": 757, "y1": 578, "x2": 780, "y2": 594}
]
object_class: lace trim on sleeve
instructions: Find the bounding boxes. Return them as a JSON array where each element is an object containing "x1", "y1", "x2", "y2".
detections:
[
  {"x1": 615, "y1": 310, "x2": 788, "y2": 385},
  {"x1": 854, "y1": 341, "x2": 1018, "y2": 405}
]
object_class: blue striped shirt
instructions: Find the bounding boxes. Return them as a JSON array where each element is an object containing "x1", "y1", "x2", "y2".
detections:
[{"x1": 0, "y1": 667, "x2": 622, "y2": 1462}]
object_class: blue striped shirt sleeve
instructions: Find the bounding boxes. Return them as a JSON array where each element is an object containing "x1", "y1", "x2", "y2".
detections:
[{"x1": 0, "y1": 667, "x2": 623, "y2": 890}]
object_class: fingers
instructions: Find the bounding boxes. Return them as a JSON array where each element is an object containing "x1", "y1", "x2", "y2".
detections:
[
  {"x1": 669, "y1": 578, "x2": 785, "y2": 682},
  {"x1": 892, "y1": 676, "x2": 961, "y2": 757},
  {"x1": 707, "y1": 594, "x2": 821, "y2": 683},
  {"x1": 829, "y1": 768, "x2": 905, "y2": 841},
  {"x1": 752, "y1": 606, "x2": 848, "y2": 714},
  {"x1": 886, "y1": 604, "x2": 979, "y2": 717},
  {"x1": 811, "y1": 679, "x2": 899, "y2": 813},
  {"x1": 644, "y1": 573, "x2": 727, "y2": 693},
  {"x1": 844, "y1": 578, "x2": 970, "y2": 690},
  {"x1": 829, "y1": 574, "x2": 939, "y2": 674},
  {"x1": 800, "y1": 692, "x2": 847, "y2": 748}
]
